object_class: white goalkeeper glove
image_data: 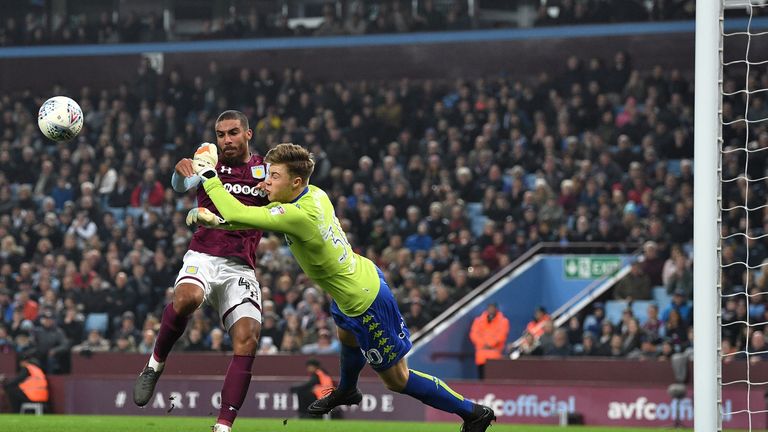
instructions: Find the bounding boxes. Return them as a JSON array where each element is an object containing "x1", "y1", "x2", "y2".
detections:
[
  {"x1": 193, "y1": 142, "x2": 218, "y2": 180},
  {"x1": 186, "y1": 207, "x2": 226, "y2": 227}
]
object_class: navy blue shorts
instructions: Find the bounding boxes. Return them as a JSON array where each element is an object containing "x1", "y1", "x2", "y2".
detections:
[{"x1": 330, "y1": 267, "x2": 412, "y2": 372}]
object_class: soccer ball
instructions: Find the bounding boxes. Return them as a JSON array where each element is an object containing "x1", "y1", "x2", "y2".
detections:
[{"x1": 37, "y1": 96, "x2": 83, "y2": 141}]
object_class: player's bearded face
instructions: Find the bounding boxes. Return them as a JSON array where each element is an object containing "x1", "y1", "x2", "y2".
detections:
[{"x1": 215, "y1": 119, "x2": 252, "y2": 164}]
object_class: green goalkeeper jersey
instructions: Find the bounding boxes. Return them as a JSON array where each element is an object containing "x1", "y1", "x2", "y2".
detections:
[{"x1": 203, "y1": 179, "x2": 380, "y2": 316}]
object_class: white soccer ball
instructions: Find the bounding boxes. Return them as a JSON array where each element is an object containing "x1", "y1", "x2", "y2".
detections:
[{"x1": 37, "y1": 96, "x2": 83, "y2": 141}]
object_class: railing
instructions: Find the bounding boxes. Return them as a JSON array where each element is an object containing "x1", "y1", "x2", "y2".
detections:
[{"x1": 410, "y1": 241, "x2": 640, "y2": 345}]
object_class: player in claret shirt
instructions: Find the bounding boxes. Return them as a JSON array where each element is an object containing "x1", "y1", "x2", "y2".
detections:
[
  {"x1": 133, "y1": 110, "x2": 269, "y2": 432},
  {"x1": 187, "y1": 143, "x2": 496, "y2": 432}
]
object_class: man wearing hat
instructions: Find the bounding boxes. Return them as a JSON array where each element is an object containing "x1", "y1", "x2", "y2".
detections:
[
  {"x1": 290, "y1": 359, "x2": 335, "y2": 418},
  {"x1": 662, "y1": 288, "x2": 692, "y2": 324},
  {"x1": 32, "y1": 309, "x2": 69, "y2": 373}
]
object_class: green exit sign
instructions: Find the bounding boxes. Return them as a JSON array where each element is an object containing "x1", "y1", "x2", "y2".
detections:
[{"x1": 564, "y1": 256, "x2": 622, "y2": 279}]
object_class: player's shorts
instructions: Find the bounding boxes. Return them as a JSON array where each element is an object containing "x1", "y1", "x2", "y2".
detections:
[
  {"x1": 330, "y1": 267, "x2": 412, "y2": 372},
  {"x1": 174, "y1": 250, "x2": 262, "y2": 330}
]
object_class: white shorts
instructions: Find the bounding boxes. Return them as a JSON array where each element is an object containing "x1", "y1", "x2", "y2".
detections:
[{"x1": 174, "y1": 250, "x2": 262, "y2": 330}]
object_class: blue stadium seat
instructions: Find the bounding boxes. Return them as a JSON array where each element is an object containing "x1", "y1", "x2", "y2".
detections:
[
  {"x1": 667, "y1": 159, "x2": 682, "y2": 176},
  {"x1": 84, "y1": 313, "x2": 109, "y2": 334},
  {"x1": 471, "y1": 215, "x2": 488, "y2": 237},
  {"x1": 605, "y1": 300, "x2": 628, "y2": 325},
  {"x1": 653, "y1": 286, "x2": 672, "y2": 308},
  {"x1": 524, "y1": 174, "x2": 538, "y2": 190},
  {"x1": 502, "y1": 174, "x2": 513, "y2": 191},
  {"x1": 630, "y1": 300, "x2": 654, "y2": 325},
  {"x1": 466, "y1": 202, "x2": 483, "y2": 218}
]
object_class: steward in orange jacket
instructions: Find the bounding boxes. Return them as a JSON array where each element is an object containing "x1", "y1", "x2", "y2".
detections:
[
  {"x1": 290, "y1": 359, "x2": 336, "y2": 418},
  {"x1": 3, "y1": 357, "x2": 49, "y2": 413},
  {"x1": 469, "y1": 303, "x2": 510, "y2": 379}
]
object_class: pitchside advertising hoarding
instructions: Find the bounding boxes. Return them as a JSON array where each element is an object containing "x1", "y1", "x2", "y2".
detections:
[{"x1": 66, "y1": 378, "x2": 756, "y2": 428}]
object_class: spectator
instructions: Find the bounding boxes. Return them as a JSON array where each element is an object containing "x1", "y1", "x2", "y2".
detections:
[
  {"x1": 71, "y1": 329, "x2": 111, "y2": 354},
  {"x1": 130, "y1": 168, "x2": 164, "y2": 208},
  {"x1": 136, "y1": 329, "x2": 156, "y2": 354},
  {"x1": 1, "y1": 356, "x2": 49, "y2": 413},
  {"x1": 662, "y1": 289, "x2": 693, "y2": 324},
  {"x1": 469, "y1": 303, "x2": 509, "y2": 379},
  {"x1": 542, "y1": 328, "x2": 572, "y2": 357},
  {"x1": 525, "y1": 306, "x2": 551, "y2": 338},
  {"x1": 32, "y1": 309, "x2": 69, "y2": 373},
  {"x1": 289, "y1": 359, "x2": 335, "y2": 418},
  {"x1": 300, "y1": 329, "x2": 340, "y2": 355},
  {"x1": 613, "y1": 260, "x2": 652, "y2": 301}
]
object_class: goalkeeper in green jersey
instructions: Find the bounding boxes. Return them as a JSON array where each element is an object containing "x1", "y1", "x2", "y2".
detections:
[{"x1": 187, "y1": 143, "x2": 495, "y2": 431}]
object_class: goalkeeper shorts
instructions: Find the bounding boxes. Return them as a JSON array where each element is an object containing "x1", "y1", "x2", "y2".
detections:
[{"x1": 330, "y1": 266, "x2": 412, "y2": 372}]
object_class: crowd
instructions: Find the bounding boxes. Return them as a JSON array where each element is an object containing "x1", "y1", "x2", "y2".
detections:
[
  {"x1": 0, "y1": 35, "x2": 764, "y2": 374},
  {"x1": 0, "y1": 0, "x2": 720, "y2": 47}
]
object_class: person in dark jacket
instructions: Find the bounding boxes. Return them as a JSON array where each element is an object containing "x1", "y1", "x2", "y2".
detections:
[{"x1": 290, "y1": 359, "x2": 335, "y2": 418}]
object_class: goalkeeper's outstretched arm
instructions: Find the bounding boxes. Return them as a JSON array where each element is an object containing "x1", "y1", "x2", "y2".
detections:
[{"x1": 201, "y1": 177, "x2": 312, "y2": 240}]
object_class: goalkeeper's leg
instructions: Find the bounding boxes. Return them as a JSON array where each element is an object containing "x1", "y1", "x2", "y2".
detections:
[
  {"x1": 379, "y1": 359, "x2": 496, "y2": 431},
  {"x1": 133, "y1": 283, "x2": 202, "y2": 406}
]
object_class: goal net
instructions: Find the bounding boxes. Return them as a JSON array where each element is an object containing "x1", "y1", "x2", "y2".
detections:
[{"x1": 708, "y1": 1, "x2": 768, "y2": 431}]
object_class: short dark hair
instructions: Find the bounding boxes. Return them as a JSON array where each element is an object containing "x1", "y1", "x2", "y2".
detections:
[
  {"x1": 216, "y1": 110, "x2": 249, "y2": 131},
  {"x1": 265, "y1": 143, "x2": 315, "y2": 184}
]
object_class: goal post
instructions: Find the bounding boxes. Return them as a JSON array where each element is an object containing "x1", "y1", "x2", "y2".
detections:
[{"x1": 693, "y1": 0, "x2": 721, "y2": 431}]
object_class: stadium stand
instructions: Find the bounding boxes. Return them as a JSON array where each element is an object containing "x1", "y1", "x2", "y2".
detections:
[{"x1": 3, "y1": 4, "x2": 766, "y2": 373}]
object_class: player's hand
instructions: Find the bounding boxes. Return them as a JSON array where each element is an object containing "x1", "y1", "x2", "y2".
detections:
[
  {"x1": 193, "y1": 142, "x2": 218, "y2": 178},
  {"x1": 186, "y1": 207, "x2": 226, "y2": 227},
  {"x1": 255, "y1": 181, "x2": 268, "y2": 198},
  {"x1": 175, "y1": 158, "x2": 195, "y2": 177}
]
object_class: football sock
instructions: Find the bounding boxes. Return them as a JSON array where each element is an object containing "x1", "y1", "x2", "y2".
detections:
[
  {"x1": 401, "y1": 369, "x2": 475, "y2": 421},
  {"x1": 338, "y1": 344, "x2": 366, "y2": 392},
  {"x1": 152, "y1": 303, "x2": 189, "y2": 364},
  {"x1": 217, "y1": 354, "x2": 255, "y2": 427}
]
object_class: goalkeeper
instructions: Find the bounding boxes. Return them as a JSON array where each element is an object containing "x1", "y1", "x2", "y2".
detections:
[{"x1": 187, "y1": 143, "x2": 495, "y2": 431}]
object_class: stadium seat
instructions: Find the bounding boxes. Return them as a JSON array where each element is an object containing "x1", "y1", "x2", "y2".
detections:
[
  {"x1": 84, "y1": 313, "x2": 109, "y2": 334},
  {"x1": 653, "y1": 286, "x2": 671, "y2": 308},
  {"x1": 502, "y1": 174, "x2": 513, "y2": 191},
  {"x1": 667, "y1": 159, "x2": 682, "y2": 176},
  {"x1": 466, "y1": 202, "x2": 483, "y2": 219},
  {"x1": 20, "y1": 402, "x2": 43, "y2": 415},
  {"x1": 471, "y1": 215, "x2": 488, "y2": 237},
  {"x1": 604, "y1": 300, "x2": 628, "y2": 325},
  {"x1": 630, "y1": 300, "x2": 654, "y2": 325},
  {"x1": 524, "y1": 174, "x2": 538, "y2": 189}
]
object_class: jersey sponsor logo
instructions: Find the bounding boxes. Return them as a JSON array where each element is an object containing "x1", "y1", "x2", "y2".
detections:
[
  {"x1": 186, "y1": 266, "x2": 198, "y2": 274},
  {"x1": 269, "y1": 206, "x2": 285, "y2": 216},
  {"x1": 251, "y1": 165, "x2": 266, "y2": 179},
  {"x1": 220, "y1": 166, "x2": 232, "y2": 174},
  {"x1": 222, "y1": 182, "x2": 262, "y2": 197}
]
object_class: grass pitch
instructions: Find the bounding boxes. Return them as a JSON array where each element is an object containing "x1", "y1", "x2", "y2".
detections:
[{"x1": 0, "y1": 414, "x2": 696, "y2": 432}]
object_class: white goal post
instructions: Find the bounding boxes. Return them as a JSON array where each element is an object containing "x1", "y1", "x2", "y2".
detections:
[{"x1": 693, "y1": 0, "x2": 721, "y2": 431}]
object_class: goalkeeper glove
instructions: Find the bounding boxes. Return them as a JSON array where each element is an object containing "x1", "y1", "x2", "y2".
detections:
[
  {"x1": 186, "y1": 207, "x2": 226, "y2": 227},
  {"x1": 193, "y1": 142, "x2": 218, "y2": 180}
]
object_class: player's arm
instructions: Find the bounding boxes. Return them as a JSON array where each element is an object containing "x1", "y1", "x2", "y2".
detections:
[
  {"x1": 171, "y1": 158, "x2": 202, "y2": 192},
  {"x1": 200, "y1": 177, "x2": 312, "y2": 239}
]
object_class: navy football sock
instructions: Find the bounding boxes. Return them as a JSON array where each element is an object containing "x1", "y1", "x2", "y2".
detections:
[
  {"x1": 401, "y1": 369, "x2": 475, "y2": 420},
  {"x1": 338, "y1": 344, "x2": 367, "y2": 391}
]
